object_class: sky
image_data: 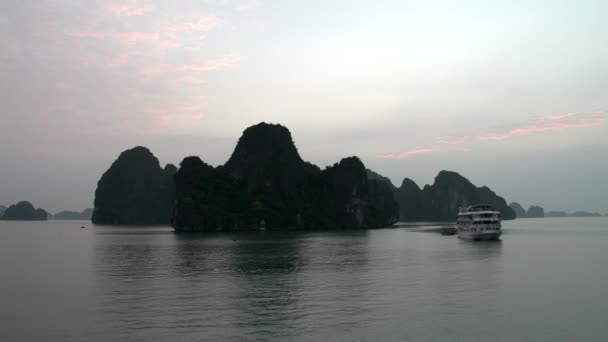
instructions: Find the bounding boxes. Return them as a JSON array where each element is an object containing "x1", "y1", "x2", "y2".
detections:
[{"x1": 1, "y1": 0, "x2": 607, "y2": 214}]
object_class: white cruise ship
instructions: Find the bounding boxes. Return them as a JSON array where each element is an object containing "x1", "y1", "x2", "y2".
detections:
[{"x1": 456, "y1": 204, "x2": 502, "y2": 240}]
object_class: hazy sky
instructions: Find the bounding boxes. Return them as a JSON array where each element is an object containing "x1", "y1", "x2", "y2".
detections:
[{"x1": 1, "y1": 0, "x2": 607, "y2": 213}]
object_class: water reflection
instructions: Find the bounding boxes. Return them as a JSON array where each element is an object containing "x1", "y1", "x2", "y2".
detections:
[
  {"x1": 457, "y1": 238, "x2": 504, "y2": 260},
  {"x1": 92, "y1": 228, "x2": 373, "y2": 340},
  {"x1": 228, "y1": 232, "x2": 306, "y2": 274},
  {"x1": 170, "y1": 233, "x2": 234, "y2": 277},
  {"x1": 94, "y1": 228, "x2": 168, "y2": 279}
]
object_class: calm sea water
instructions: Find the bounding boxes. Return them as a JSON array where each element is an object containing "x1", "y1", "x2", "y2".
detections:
[{"x1": 1, "y1": 217, "x2": 607, "y2": 341}]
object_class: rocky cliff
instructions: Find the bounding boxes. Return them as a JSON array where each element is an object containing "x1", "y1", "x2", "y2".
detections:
[
  {"x1": 1, "y1": 201, "x2": 48, "y2": 221},
  {"x1": 394, "y1": 171, "x2": 516, "y2": 222},
  {"x1": 526, "y1": 205, "x2": 544, "y2": 218},
  {"x1": 509, "y1": 202, "x2": 526, "y2": 218},
  {"x1": 92, "y1": 146, "x2": 175, "y2": 225},
  {"x1": 172, "y1": 123, "x2": 399, "y2": 231},
  {"x1": 53, "y1": 208, "x2": 94, "y2": 220}
]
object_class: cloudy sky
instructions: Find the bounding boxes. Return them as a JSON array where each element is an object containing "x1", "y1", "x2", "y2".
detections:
[{"x1": 1, "y1": 0, "x2": 607, "y2": 214}]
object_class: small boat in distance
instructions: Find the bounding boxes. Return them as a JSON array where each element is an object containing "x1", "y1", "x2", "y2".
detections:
[{"x1": 456, "y1": 204, "x2": 502, "y2": 240}]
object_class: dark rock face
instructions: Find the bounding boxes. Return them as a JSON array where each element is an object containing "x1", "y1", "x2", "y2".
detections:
[
  {"x1": 545, "y1": 211, "x2": 568, "y2": 218},
  {"x1": 172, "y1": 156, "x2": 250, "y2": 231},
  {"x1": 172, "y1": 123, "x2": 399, "y2": 231},
  {"x1": 368, "y1": 179, "x2": 400, "y2": 226},
  {"x1": 320, "y1": 157, "x2": 371, "y2": 228},
  {"x1": 224, "y1": 122, "x2": 308, "y2": 196},
  {"x1": 92, "y1": 146, "x2": 175, "y2": 225},
  {"x1": 421, "y1": 171, "x2": 483, "y2": 221},
  {"x1": 1, "y1": 201, "x2": 48, "y2": 221},
  {"x1": 478, "y1": 186, "x2": 515, "y2": 220},
  {"x1": 509, "y1": 202, "x2": 526, "y2": 218},
  {"x1": 526, "y1": 205, "x2": 545, "y2": 218},
  {"x1": 394, "y1": 171, "x2": 516, "y2": 222},
  {"x1": 0, "y1": 205, "x2": 6, "y2": 216},
  {"x1": 366, "y1": 169, "x2": 397, "y2": 191},
  {"x1": 396, "y1": 178, "x2": 423, "y2": 221},
  {"x1": 53, "y1": 208, "x2": 94, "y2": 220}
]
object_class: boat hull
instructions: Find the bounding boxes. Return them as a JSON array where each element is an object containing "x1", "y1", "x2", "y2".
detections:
[{"x1": 457, "y1": 230, "x2": 502, "y2": 241}]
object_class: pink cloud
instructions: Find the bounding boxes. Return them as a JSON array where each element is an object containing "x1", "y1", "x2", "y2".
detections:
[
  {"x1": 116, "y1": 31, "x2": 160, "y2": 43},
  {"x1": 178, "y1": 55, "x2": 234, "y2": 72},
  {"x1": 107, "y1": 51, "x2": 133, "y2": 66},
  {"x1": 377, "y1": 148, "x2": 439, "y2": 160},
  {"x1": 106, "y1": 2, "x2": 155, "y2": 17},
  {"x1": 169, "y1": 15, "x2": 223, "y2": 33},
  {"x1": 74, "y1": 30, "x2": 160, "y2": 44},
  {"x1": 176, "y1": 104, "x2": 208, "y2": 111},
  {"x1": 478, "y1": 112, "x2": 606, "y2": 141},
  {"x1": 141, "y1": 55, "x2": 233, "y2": 80},
  {"x1": 379, "y1": 111, "x2": 607, "y2": 160},
  {"x1": 539, "y1": 112, "x2": 578, "y2": 121},
  {"x1": 377, "y1": 146, "x2": 473, "y2": 160},
  {"x1": 438, "y1": 111, "x2": 608, "y2": 144},
  {"x1": 237, "y1": 0, "x2": 259, "y2": 11},
  {"x1": 176, "y1": 74, "x2": 207, "y2": 84},
  {"x1": 158, "y1": 40, "x2": 182, "y2": 49}
]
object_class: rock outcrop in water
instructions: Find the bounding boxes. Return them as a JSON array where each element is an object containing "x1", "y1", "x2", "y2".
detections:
[
  {"x1": 92, "y1": 146, "x2": 176, "y2": 225},
  {"x1": 393, "y1": 171, "x2": 516, "y2": 222},
  {"x1": 526, "y1": 205, "x2": 544, "y2": 218},
  {"x1": 545, "y1": 210, "x2": 601, "y2": 218},
  {"x1": 570, "y1": 211, "x2": 601, "y2": 217},
  {"x1": 1, "y1": 201, "x2": 48, "y2": 221},
  {"x1": 0, "y1": 205, "x2": 6, "y2": 216},
  {"x1": 509, "y1": 202, "x2": 526, "y2": 218},
  {"x1": 545, "y1": 210, "x2": 568, "y2": 218},
  {"x1": 53, "y1": 208, "x2": 94, "y2": 220},
  {"x1": 172, "y1": 123, "x2": 399, "y2": 231}
]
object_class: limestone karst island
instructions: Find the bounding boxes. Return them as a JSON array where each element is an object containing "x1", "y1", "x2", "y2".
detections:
[{"x1": 92, "y1": 122, "x2": 515, "y2": 231}]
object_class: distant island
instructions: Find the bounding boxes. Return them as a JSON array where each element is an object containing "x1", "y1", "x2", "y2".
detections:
[
  {"x1": 52, "y1": 208, "x2": 94, "y2": 220},
  {"x1": 509, "y1": 202, "x2": 603, "y2": 219},
  {"x1": 92, "y1": 122, "x2": 521, "y2": 230},
  {"x1": 1, "y1": 201, "x2": 48, "y2": 221},
  {"x1": 93, "y1": 123, "x2": 397, "y2": 230},
  {"x1": 368, "y1": 170, "x2": 516, "y2": 221},
  {"x1": 545, "y1": 210, "x2": 602, "y2": 218},
  {"x1": 0, "y1": 205, "x2": 6, "y2": 217},
  {"x1": 509, "y1": 202, "x2": 545, "y2": 218}
]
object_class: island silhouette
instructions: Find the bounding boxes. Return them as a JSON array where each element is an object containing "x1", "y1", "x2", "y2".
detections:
[{"x1": 91, "y1": 122, "x2": 516, "y2": 230}]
